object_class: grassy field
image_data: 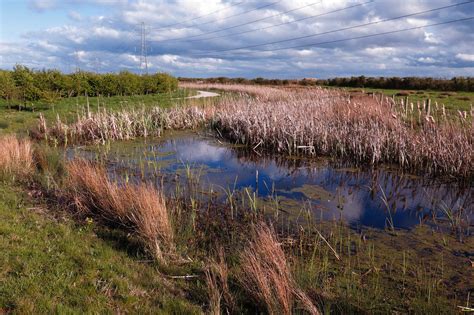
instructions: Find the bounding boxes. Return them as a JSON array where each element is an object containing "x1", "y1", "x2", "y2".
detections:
[
  {"x1": 0, "y1": 89, "x2": 195, "y2": 135},
  {"x1": 343, "y1": 87, "x2": 473, "y2": 112}
]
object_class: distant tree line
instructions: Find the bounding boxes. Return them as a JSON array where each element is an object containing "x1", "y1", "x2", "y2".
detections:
[
  {"x1": 0, "y1": 65, "x2": 179, "y2": 105},
  {"x1": 179, "y1": 77, "x2": 294, "y2": 86},
  {"x1": 179, "y1": 76, "x2": 474, "y2": 92},
  {"x1": 321, "y1": 76, "x2": 473, "y2": 92}
]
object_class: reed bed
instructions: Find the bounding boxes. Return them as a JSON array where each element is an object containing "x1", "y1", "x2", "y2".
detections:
[
  {"x1": 65, "y1": 159, "x2": 174, "y2": 262},
  {"x1": 37, "y1": 84, "x2": 473, "y2": 177},
  {"x1": 0, "y1": 135, "x2": 34, "y2": 179},
  {"x1": 239, "y1": 222, "x2": 319, "y2": 315},
  {"x1": 38, "y1": 105, "x2": 211, "y2": 145},
  {"x1": 210, "y1": 86, "x2": 473, "y2": 177}
]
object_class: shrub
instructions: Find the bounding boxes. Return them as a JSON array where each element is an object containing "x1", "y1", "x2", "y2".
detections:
[{"x1": 0, "y1": 65, "x2": 179, "y2": 103}]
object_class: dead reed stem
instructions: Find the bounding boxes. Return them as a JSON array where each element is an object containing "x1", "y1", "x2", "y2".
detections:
[{"x1": 205, "y1": 247, "x2": 234, "y2": 314}]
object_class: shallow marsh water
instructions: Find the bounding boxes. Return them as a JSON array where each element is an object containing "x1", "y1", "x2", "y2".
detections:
[
  {"x1": 68, "y1": 130, "x2": 474, "y2": 308},
  {"x1": 69, "y1": 130, "x2": 472, "y2": 234}
]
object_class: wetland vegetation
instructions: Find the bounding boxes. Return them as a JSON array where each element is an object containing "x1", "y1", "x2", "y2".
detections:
[{"x1": 1, "y1": 78, "x2": 473, "y2": 314}]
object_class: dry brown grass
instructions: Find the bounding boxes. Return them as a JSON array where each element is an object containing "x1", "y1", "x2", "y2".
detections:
[
  {"x1": 239, "y1": 222, "x2": 319, "y2": 315},
  {"x1": 205, "y1": 267, "x2": 222, "y2": 315},
  {"x1": 205, "y1": 248, "x2": 234, "y2": 314},
  {"x1": 65, "y1": 159, "x2": 173, "y2": 262},
  {"x1": 0, "y1": 135, "x2": 33, "y2": 179}
]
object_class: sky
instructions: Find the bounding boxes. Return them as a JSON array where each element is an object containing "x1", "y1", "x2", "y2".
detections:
[{"x1": 0, "y1": 0, "x2": 473, "y2": 78}]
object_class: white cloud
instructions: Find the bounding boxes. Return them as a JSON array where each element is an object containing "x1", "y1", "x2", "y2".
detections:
[
  {"x1": 37, "y1": 40, "x2": 60, "y2": 52},
  {"x1": 417, "y1": 57, "x2": 436, "y2": 64},
  {"x1": 424, "y1": 31, "x2": 441, "y2": 44},
  {"x1": 93, "y1": 26, "x2": 121, "y2": 38},
  {"x1": 364, "y1": 47, "x2": 396, "y2": 56},
  {"x1": 296, "y1": 49, "x2": 314, "y2": 57},
  {"x1": 456, "y1": 53, "x2": 474, "y2": 62}
]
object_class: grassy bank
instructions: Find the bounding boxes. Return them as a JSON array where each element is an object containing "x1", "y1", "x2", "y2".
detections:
[{"x1": 0, "y1": 182, "x2": 201, "y2": 313}]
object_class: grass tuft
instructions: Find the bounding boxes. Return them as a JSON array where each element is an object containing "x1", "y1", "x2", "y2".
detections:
[
  {"x1": 239, "y1": 222, "x2": 320, "y2": 315},
  {"x1": 65, "y1": 160, "x2": 174, "y2": 263},
  {"x1": 0, "y1": 135, "x2": 33, "y2": 180}
]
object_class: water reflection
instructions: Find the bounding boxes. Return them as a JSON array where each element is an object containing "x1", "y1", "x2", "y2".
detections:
[{"x1": 69, "y1": 131, "x2": 473, "y2": 232}]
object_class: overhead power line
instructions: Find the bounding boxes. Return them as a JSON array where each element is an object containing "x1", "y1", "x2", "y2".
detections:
[
  {"x1": 196, "y1": 1, "x2": 473, "y2": 55},
  {"x1": 181, "y1": 1, "x2": 374, "y2": 44},
  {"x1": 152, "y1": 0, "x2": 323, "y2": 43},
  {"x1": 191, "y1": 16, "x2": 474, "y2": 57},
  {"x1": 151, "y1": 1, "x2": 246, "y2": 30},
  {"x1": 151, "y1": 0, "x2": 283, "y2": 31}
]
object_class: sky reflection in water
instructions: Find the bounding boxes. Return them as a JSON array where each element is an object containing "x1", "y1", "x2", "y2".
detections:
[{"x1": 71, "y1": 132, "x2": 473, "y2": 231}]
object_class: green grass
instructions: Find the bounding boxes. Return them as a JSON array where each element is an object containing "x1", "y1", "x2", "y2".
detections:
[
  {"x1": 344, "y1": 87, "x2": 473, "y2": 112},
  {"x1": 0, "y1": 182, "x2": 201, "y2": 314},
  {"x1": 0, "y1": 89, "x2": 196, "y2": 135}
]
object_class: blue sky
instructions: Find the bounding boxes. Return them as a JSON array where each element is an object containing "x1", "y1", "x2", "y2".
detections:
[{"x1": 0, "y1": 0, "x2": 473, "y2": 78}]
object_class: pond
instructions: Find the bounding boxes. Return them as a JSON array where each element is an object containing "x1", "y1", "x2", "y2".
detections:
[{"x1": 69, "y1": 130, "x2": 473, "y2": 233}]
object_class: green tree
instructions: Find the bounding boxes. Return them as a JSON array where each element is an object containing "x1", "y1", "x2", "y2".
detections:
[
  {"x1": 0, "y1": 70, "x2": 18, "y2": 107},
  {"x1": 11, "y1": 65, "x2": 41, "y2": 103},
  {"x1": 117, "y1": 71, "x2": 141, "y2": 95}
]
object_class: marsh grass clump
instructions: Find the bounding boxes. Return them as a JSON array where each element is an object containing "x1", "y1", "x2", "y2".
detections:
[
  {"x1": 65, "y1": 159, "x2": 174, "y2": 262},
  {"x1": 0, "y1": 135, "x2": 33, "y2": 180},
  {"x1": 180, "y1": 82, "x2": 287, "y2": 99},
  {"x1": 238, "y1": 222, "x2": 320, "y2": 315}
]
